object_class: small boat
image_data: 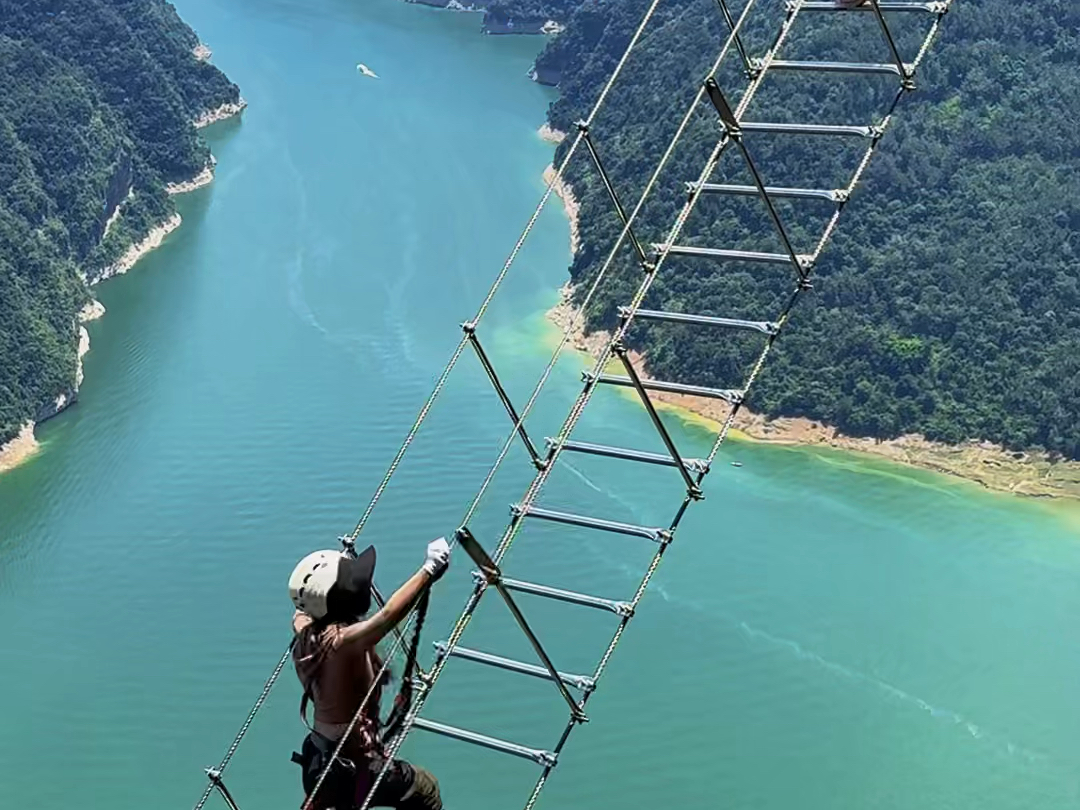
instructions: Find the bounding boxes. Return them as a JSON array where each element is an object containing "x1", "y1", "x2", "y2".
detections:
[
  {"x1": 730, "y1": 461, "x2": 743, "y2": 467},
  {"x1": 356, "y1": 63, "x2": 379, "y2": 79}
]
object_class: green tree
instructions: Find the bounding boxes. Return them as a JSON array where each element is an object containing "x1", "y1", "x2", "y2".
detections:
[{"x1": 0, "y1": 0, "x2": 240, "y2": 443}]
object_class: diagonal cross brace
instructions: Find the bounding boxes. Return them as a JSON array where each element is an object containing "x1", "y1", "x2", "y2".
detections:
[
  {"x1": 577, "y1": 123, "x2": 653, "y2": 272},
  {"x1": 189, "y1": 4, "x2": 958, "y2": 810},
  {"x1": 611, "y1": 342, "x2": 702, "y2": 498},
  {"x1": 704, "y1": 77, "x2": 810, "y2": 281},
  {"x1": 462, "y1": 323, "x2": 545, "y2": 468},
  {"x1": 456, "y1": 527, "x2": 588, "y2": 723},
  {"x1": 868, "y1": 0, "x2": 915, "y2": 88},
  {"x1": 713, "y1": 0, "x2": 755, "y2": 77}
]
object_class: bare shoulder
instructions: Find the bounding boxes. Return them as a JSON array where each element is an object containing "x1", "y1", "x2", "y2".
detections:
[
  {"x1": 338, "y1": 616, "x2": 383, "y2": 650},
  {"x1": 292, "y1": 610, "x2": 313, "y2": 635}
]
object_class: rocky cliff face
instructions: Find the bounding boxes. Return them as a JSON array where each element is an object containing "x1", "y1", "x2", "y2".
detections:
[
  {"x1": 34, "y1": 307, "x2": 101, "y2": 425},
  {"x1": 96, "y1": 151, "x2": 134, "y2": 244},
  {"x1": 528, "y1": 62, "x2": 561, "y2": 86},
  {"x1": 0, "y1": 0, "x2": 243, "y2": 447},
  {"x1": 35, "y1": 386, "x2": 78, "y2": 424}
]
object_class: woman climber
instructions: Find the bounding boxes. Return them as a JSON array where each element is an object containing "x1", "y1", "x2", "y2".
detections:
[{"x1": 289, "y1": 538, "x2": 451, "y2": 810}]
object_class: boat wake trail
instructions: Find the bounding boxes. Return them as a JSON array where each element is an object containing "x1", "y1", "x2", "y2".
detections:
[
  {"x1": 557, "y1": 458, "x2": 641, "y2": 517},
  {"x1": 379, "y1": 206, "x2": 420, "y2": 371},
  {"x1": 280, "y1": 140, "x2": 426, "y2": 380},
  {"x1": 646, "y1": 583, "x2": 1042, "y2": 763},
  {"x1": 735, "y1": 619, "x2": 1042, "y2": 762},
  {"x1": 282, "y1": 142, "x2": 330, "y2": 339},
  {"x1": 287, "y1": 252, "x2": 328, "y2": 337}
]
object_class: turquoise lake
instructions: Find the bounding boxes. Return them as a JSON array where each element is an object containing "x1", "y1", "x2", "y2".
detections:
[{"x1": 1, "y1": 1, "x2": 1079, "y2": 807}]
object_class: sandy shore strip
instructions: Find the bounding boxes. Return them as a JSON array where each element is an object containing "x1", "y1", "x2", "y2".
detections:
[
  {"x1": 547, "y1": 288, "x2": 1080, "y2": 500},
  {"x1": 194, "y1": 98, "x2": 247, "y2": 129},
  {"x1": 75, "y1": 300, "x2": 106, "y2": 389},
  {"x1": 0, "y1": 422, "x2": 40, "y2": 473},
  {"x1": 79, "y1": 299, "x2": 106, "y2": 323},
  {"x1": 166, "y1": 157, "x2": 216, "y2": 195},
  {"x1": 166, "y1": 165, "x2": 213, "y2": 194},
  {"x1": 96, "y1": 213, "x2": 182, "y2": 283},
  {"x1": 2, "y1": 100, "x2": 230, "y2": 476},
  {"x1": 538, "y1": 123, "x2": 566, "y2": 144},
  {"x1": 76, "y1": 326, "x2": 91, "y2": 389},
  {"x1": 0, "y1": 300, "x2": 107, "y2": 475},
  {"x1": 543, "y1": 165, "x2": 581, "y2": 256}
]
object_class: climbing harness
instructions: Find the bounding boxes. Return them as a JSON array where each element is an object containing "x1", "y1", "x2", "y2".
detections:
[
  {"x1": 192, "y1": 2, "x2": 957, "y2": 809},
  {"x1": 292, "y1": 733, "x2": 358, "y2": 810},
  {"x1": 290, "y1": 575, "x2": 430, "y2": 807}
]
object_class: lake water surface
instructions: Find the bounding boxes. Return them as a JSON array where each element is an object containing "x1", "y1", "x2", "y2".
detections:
[{"x1": 1, "y1": 1, "x2": 1078, "y2": 808}]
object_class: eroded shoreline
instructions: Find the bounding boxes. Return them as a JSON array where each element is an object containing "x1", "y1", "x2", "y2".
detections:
[
  {"x1": 546, "y1": 286, "x2": 1080, "y2": 501},
  {"x1": 535, "y1": 123, "x2": 1080, "y2": 501},
  {"x1": 543, "y1": 164, "x2": 580, "y2": 256},
  {"x1": 96, "y1": 213, "x2": 183, "y2": 283},
  {"x1": 194, "y1": 99, "x2": 247, "y2": 129},
  {"x1": 1, "y1": 100, "x2": 243, "y2": 475},
  {"x1": 166, "y1": 156, "x2": 216, "y2": 194},
  {"x1": 0, "y1": 423, "x2": 39, "y2": 474},
  {"x1": 0, "y1": 301, "x2": 106, "y2": 473}
]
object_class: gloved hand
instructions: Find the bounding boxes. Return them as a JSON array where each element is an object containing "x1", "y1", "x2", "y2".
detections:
[{"x1": 422, "y1": 536, "x2": 451, "y2": 580}]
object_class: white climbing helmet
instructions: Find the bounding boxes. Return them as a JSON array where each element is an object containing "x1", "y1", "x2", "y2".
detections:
[{"x1": 288, "y1": 549, "x2": 342, "y2": 619}]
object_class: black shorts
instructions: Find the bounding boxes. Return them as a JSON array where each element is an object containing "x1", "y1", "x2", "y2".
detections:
[
  {"x1": 363, "y1": 758, "x2": 442, "y2": 810},
  {"x1": 297, "y1": 733, "x2": 441, "y2": 810}
]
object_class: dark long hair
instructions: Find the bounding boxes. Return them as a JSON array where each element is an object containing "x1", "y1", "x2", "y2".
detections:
[
  {"x1": 294, "y1": 615, "x2": 389, "y2": 702},
  {"x1": 294, "y1": 592, "x2": 428, "y2": 740}
]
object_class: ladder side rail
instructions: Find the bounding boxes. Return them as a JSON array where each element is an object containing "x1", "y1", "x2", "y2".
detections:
[{"x1": 357, "y1": 5, "x2": 805, "y2": 807}]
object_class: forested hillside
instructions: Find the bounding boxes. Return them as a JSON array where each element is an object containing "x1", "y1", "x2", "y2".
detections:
[
  {"x1": 521, "y1": 0, "x2": 1080, "y2": 459},
  {"x1": 0, "y1": 0, "x2": 239, "y2": 445}
]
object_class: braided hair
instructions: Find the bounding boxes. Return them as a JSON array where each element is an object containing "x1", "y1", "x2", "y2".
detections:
[{"x1": 381, "y1": 589, "x2": 430, "y2": 744}]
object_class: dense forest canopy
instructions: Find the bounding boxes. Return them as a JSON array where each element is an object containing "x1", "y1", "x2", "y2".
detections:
[
  {"x1": 0, "y1": 0, "x2": 238, "y2": 444},
  {"x1": 2, "y1": 0, "x2": 1075, "y2": 464},
  {"x1": 508, "y1": 0, "x2": 1079, "y2": 459}
]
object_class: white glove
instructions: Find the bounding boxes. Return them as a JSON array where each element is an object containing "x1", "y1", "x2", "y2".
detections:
[{"x1": 422, "y1": 536, "x2": 451, "y2": 579}]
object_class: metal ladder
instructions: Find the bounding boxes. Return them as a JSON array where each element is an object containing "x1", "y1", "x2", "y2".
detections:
[
  {"x1": 361, "y1": 2, "x2": 956, "y2": 809},
  {"x1": 191, "y1": 3, "x2": 957, "y2": 809}
]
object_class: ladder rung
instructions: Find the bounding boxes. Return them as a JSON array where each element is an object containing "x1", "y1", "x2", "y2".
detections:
[
  {"x1": 797, "y1": 1, "x2": 945, "y2": 12},
  {"x1": 691, "y1": 182, "x2": 847, "y2": 203},
  {"x1": 658, "y1": 244, "x2": 811, "y2": 268},
  {"x1": 553, "y1": 437, "x2": 709, "y2": 474},
  {"x1": 488, "y1": 573, "x2": 633, "y2": 616},
  {"x1": 412, "y1": 718, "x2": 557, "y2": 767},
  {"x1": 514, "y1": 504, "x2": 669, "y2": 543},
  {"x1": 741, "y1": 121, "x2": 878, "y2": 138},
  {"x1": 592, "y1": 372, "x2": 744, "y2": 404},
  {"x1": 765, "y1": 59, "x2": 913, "y2": 77},
  {"x1": 627, "y1": 307, "x2": 779, "y2": 335},
  {"x1": 434, "y1": 643, "x2": 596, "y2": 692}
]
